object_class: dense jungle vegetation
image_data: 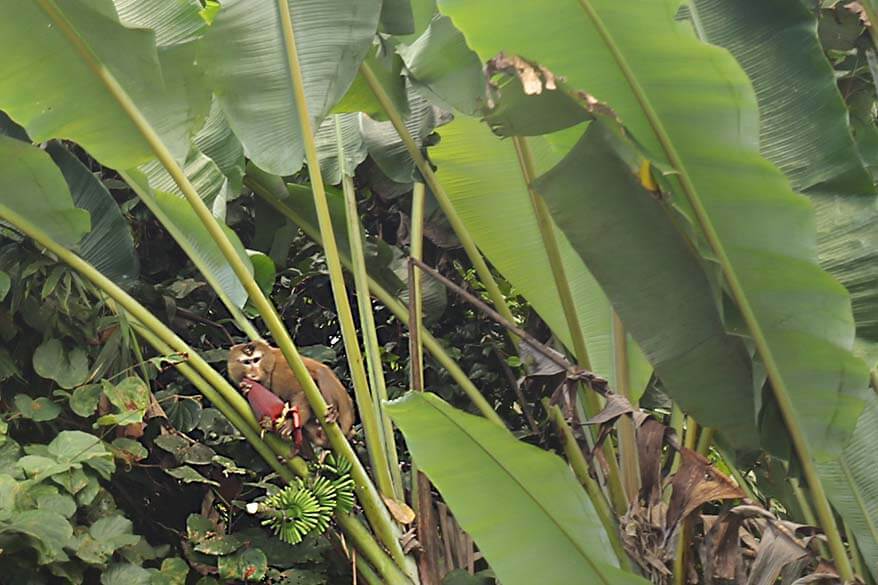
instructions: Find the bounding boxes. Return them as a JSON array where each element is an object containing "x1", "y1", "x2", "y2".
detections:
[{"x1": 2, "y1": 0, "x2": 878, "y2": 584}]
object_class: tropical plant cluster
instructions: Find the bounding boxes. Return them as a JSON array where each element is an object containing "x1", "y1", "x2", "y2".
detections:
[{"x1": 2, "y1": 1, "x2": 878, "y2": 584}]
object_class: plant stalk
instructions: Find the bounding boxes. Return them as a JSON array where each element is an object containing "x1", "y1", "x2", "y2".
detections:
[
  {"x1": 611, "y1": 311, "x2": 640, "y2": 503},
  {"x1": 274, "y1": 2, "x2": 416, "y2": 578},
  {"x1": 674, "y1": 416, "x2": 699, "y2": 585},
  {"x1": 511, "y1": 137, "x2": 592, "y2": 370},
  {"x1": 408, "y1": 183, "x2": 442, "y2": 585},
  {"x1": 334, "y1": 116, "x2": 400, "y2": 500},
  {"x1": 512, "y1": 135, "x2": 626, "y2": 511},
  {"x1": 545, "y1": 400, "x2": 629, "y2": 568},
  {"x1": 789, "y1": 477, "x2": 831, "y2": 560},
  {"x1": 669, "y1": 404, "x2": 684, "y2": 477},
  {"x1": 120, "y1": 171, "x2": 259, "y2": 341},
  {"x1": 359, "y1": 61, "x2": 518, "y2": 340},
  {"x1": 695, "y1": 427, "x2": 714, "y2": 456}
]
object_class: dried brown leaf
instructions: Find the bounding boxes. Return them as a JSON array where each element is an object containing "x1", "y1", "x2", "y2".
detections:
[
  {"x1": 383, "y1": 496, "x2": 416, "y2": 525},
  {"x1": 701, "y1": 511, "x2": 744, "y2": 585},
  {"x1": 666, "y1": 449, "x2": 744, "y2": 534},
  {"x1": 586, "y1": 393, "x2": 635, "y2": 426},
  {"x1": 486, "y1": 52, "x2": 617, "y2": 118},
  {"x1": 747, "y1": 525, "x2": 811, "y2": 585},
  {"x1": 637, "y1": 417, "x2": 668, "y2": 507}
]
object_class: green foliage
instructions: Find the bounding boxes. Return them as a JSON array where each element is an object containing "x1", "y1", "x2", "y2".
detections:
[
  {"x1": 0, "y1": 431, "x2": 161, "y2": 581},
  {"x1": 33, "y1": 338, "x2": 90, "y2": 390},
  {"x1": 96, "y1": 376, "x2": 150, "y2": 427},
  {"x1": 387, "y1": 392, "x2": 647, "y2": 585},
  {"x1": 2, "y1": 0, "x2": 878, "y2": 582}
]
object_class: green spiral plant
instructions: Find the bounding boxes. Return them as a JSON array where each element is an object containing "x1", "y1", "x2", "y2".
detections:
[{"x1": 253, "y1": 454, "x2": 356, "y2": 545}]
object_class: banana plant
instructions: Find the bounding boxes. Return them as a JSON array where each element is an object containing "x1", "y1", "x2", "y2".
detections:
[{"x1": 406, "y1": 0, "x2": 873, "y2": 578}]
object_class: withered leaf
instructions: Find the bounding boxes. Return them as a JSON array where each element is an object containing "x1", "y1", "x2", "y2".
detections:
[
  {"x1": 586, "y1": 393, "x2": 635, "y2": 426},
  {"x1": 637, "y1": 417, "x2": 668, "y2": 507},
  {"x1": 666, "y1": 449, "x2": 744, "y2": 535},
  {"x1": 383, "y1": 495, "x2": 416, "y2": 525},
  {"x1": 847, "y1": 2, "x2": 871, "y2": 27},
  {"x1": 700, "y1": 510, "x2": 744, "y2": 585},
  {"x1": 747, "y1": 524, "x2": 811, "y2": 585}
]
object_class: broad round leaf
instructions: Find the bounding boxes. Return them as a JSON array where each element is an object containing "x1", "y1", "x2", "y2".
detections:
[
  {"x1": 217, "y1": 548, "x2": 268, "y2": 582},
  {"x1": 70, "y1": 384, "x2": 102, "y2": 418},
  {"x1": 33, "y1": 338, "x2": 89, "y2": 390},
  {"x1": 14, "y1": 394, "x2": 62, "y2": 423},
  {"x1": 48, "y1": 430, "x2": 115, "y2": 480},
  {"x1": 1, "y1": 509, "x2": 73, "y2": 564}
]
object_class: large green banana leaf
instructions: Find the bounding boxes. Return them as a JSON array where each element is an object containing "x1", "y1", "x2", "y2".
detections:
[
  {"x1": 332, "y1": 46, "x2": 410, "y2": 122},
  {"x1": 0, "y1": 114, "x2": 139, "y2": 286},
  {"x1": 439, "y1": 0, "x2": 869, "y2": 461},
  {"x1": 386, "y1": 392, "x2": 648, "y2": 585},
  {"x1": 0, "y1": 1, "x2": 254, "y2": 309},
  {"x1": 530, "y1": 122, "x2": 759, "y2": 448},
  {"x1": 315, "y1": 113, "x2": 368, "y2": 186},
  {"x1": 400, "y1": 15, "x2": 652, "y2": 395},
  {"x1": 360, "y1": 85, "x2": 446, "y2": 184},
  {"x1": 46, "y1": 144, "x2": 139, "y2": 286},
  {"x1": 690, "y1": 0, "x2": 878, "y2": 574},
  {"x1": 817, "y1": 394, "x2": 878, "y2": 578},
  {"x1": 194, "y1": 98, "x2": 246, "y2": 196},
  {"x1": 0, "y1": 137, "x2": 89, "y2": 247},
  {"x1": 691, "y1": 0, "x2": 878, "y2": 345},
  {"x1": 115, "y1": 0, "x2": 206, "y2": 47},
  {"x1": 430, "y1": 116, "x2": 652, "y2": 401},
  {"x1": 123, "y1": 171, "x2": 251, "y2": 308},
  {"x1": 200, "y1": 0, "x2": 381, "y2": 176},
  {"x1": 398, "y1": 15, "x2": 484, "y2": 116},
  {"x1": 0, "y1": 0, "x2": 200, "y2": 169}
]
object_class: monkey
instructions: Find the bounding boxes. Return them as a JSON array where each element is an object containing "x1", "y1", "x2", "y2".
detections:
[{"x1": 227, "y1": 339, "x2": 354, "y2": 447}]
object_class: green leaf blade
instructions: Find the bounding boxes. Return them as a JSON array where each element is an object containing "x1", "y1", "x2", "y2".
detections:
[
  {"x1": 387, "y1": 392, "x2": 648, "y2": 585},
  {"x1": 200, "y1": 0, "x2": 382, "y2": 175},
  {"x1": 440, "y1": 0, "x2": 870, "y2": 459},
  {"x1": 0, "y1": 0, "x2": 196, "y2": 168},
  {"x1": 0, "y1": 136, "x2": 90, "y2": 247}
]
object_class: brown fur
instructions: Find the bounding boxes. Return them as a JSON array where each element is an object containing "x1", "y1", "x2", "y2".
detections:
[{"x1": 227, "y1": 339, "x2": 354, "y2": 446}]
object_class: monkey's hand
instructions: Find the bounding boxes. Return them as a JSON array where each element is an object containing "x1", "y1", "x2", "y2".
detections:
[
  {"x1": 324, "y1": 403, "x2": 339, "y2": 425},
  {"x1": 275, "y1": 418, "x2": 294, "y2": 440}
]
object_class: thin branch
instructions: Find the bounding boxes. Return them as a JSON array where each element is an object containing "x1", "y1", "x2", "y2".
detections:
[{"x1": 408, "y1": 257, "x2": 571, "y2": 373}]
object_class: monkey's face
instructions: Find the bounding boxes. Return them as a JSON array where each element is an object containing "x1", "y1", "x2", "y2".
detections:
[{"x1": 229, "y1": 342, "x2": 269, "y2": 384}]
